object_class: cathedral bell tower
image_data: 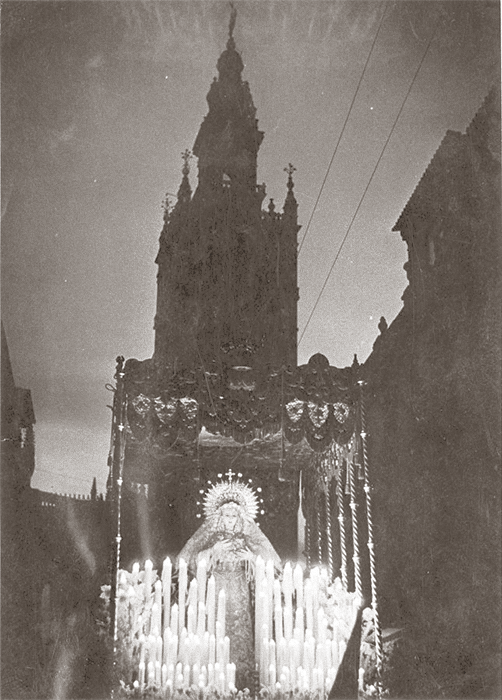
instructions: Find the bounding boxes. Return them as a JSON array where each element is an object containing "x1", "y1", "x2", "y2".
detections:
[{"x1": 154, "y1": 9, "x2": 299, "y2": 372}]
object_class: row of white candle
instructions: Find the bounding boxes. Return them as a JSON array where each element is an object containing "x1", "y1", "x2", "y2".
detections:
[
  {"x1": 125, "y1": 557, "x2": 214, "y2": 638},
  {"x1": 118, "y1": 557, "x2": 237, "y2": 691},
  {"x1": 120, "y1": 559, "x2": 225, "y2": 637},
  {"x1": 137, "y1": 628, "x2": 230, "y2": 671},
  {"x1": 257, "y1": 631, "x2": 347, "y2": 690},
  {"x1": 262, "y1": 664, "x2": 339, "y2": 693},
  {"x1": 134, "y1": 660, "x2": 236, "y2": 693},
  {"x1": 118, "y1": 556, "x2": 359, "y2": 695},
  {"x1": 254, "y1": 558, "x2": 358, "y2": 693}
]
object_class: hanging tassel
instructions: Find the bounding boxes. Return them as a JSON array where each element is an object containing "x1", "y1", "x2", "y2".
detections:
[
  {"x1": 317, "y1": 503, "x2": 323, "y2": 567},
  {"x1": 348, "y1": 454, "x2": 362, "y2": 600},
  {"x1": 325, "y1": 483, "x2": 334, "y2": 581},
  {"x1": 358, "y1": 380, "x2": 384, "y2": 686}
]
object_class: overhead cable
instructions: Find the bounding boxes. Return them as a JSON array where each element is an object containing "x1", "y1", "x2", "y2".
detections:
[
  {"x1": 299, "y1": 23, "x2": 438, "y2": 348},
  {"x1": 298, "y1": 1, "x2": 388, "y2": 255}
]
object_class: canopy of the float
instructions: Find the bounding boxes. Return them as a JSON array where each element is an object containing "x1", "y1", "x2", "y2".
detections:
[{"x1": 121, "y1": 353, "x2": 357, "y2": 452}]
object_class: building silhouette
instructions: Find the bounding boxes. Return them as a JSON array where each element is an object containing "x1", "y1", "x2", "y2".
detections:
[
  {"x1": 361, "y1": 86, "x2": 501, "y2": 696},
  {"x1": 154, "y1": 15, "x2": 298, "y2": 373},
  {"x1": 1, "y1": 324, "x2": 110, "y2": 699}
]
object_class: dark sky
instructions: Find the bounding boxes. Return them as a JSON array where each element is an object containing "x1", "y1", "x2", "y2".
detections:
[{"x1": 2, "y1": 1, "x2": 499, "y2": 495}]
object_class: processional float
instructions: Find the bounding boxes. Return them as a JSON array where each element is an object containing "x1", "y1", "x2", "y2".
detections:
[{"x1": 106, "y1": 353, "x2": 383, "y2": 698}]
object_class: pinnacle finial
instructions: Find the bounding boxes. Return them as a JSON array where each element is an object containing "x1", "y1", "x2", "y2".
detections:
[
  {"x1": 284, "y1": 163, "x2": 296, "y2": 192},
  {"x1": 181, "y1": 149, "x2": 192, "y2": 177},
  {"x1": 378, "y1": 316, "x2": 388, "y2": 334},
  {"x1": 217, "y1": 2, "x2": 243, "y2": 77},
  {"x1": 228, "y1": 3, "x2": 237, "y2": 40}
]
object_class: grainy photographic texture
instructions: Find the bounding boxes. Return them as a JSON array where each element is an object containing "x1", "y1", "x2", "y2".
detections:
[{"x1": 1, "y1": 2, "x2": 500, "y2": 699}]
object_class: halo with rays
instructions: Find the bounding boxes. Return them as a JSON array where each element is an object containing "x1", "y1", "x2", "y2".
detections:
[{"x1": 203, "y1": 478, "x2": 260, "y2": 520}]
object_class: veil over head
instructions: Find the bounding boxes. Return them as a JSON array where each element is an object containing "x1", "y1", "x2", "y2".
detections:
[{"x1": 177, "y1": 482, "x2": 280, "y2": 571}]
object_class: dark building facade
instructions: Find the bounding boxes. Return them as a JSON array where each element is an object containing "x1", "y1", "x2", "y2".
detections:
[
  {"x1": 1, "y1": 323, "x2": 40, "y2": 698},
  {"x1": 1, "y1": 322, "x2": 36, "y2": 503},
  {"x1": 362, "y1": 87, "x2": 501, "y2": 697},
  {"x1": 1, "y1": 324, "x2": 110, "y2": 699}
]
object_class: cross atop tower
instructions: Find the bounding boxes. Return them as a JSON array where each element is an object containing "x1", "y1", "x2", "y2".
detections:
[{"x1": 284, "y1": 163, "x2": 296, "y2": 193}]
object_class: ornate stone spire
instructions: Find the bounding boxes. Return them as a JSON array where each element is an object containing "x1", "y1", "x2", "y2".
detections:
[
  {"x1": 283, "y1": 163, "x2": 298, "y2": 217},
  {"x1": 159, "y1": 151, "x2": 192, "y2": 243},
  {"x1": 193, "y1": 6, "x2": 262, "y2": 195},
  {"x1": 216, "y1": 4, "x2": 242, "y2": 79},
  {"x1": 178, "y1": 149, "x2": 192, "y2": 202},
  {"x1": 154, "y1": 7, "x2": 299, "y2": 373}
]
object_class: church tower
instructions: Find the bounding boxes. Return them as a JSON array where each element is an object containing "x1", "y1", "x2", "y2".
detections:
[
  {"x1": 109, "y1": 11, "x2": 352, "y2": 569},
  {"x1": 154, "y1": 9, "x2": 299, "y2": 372}
]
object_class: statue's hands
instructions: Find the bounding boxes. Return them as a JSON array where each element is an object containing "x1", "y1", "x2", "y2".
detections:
[
  {"x1": 238, "y1": 547, "x2": 255, "y2": 563},
  {"x1": 212, "y1": 539, "x2": 233, "y2": 559}
]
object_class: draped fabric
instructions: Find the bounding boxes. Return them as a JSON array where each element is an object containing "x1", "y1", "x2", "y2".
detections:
[
  {"x1": 178, "y1": 506, "x2": 280, "y2": 689},
  {"x1": 123, "y1": 354, "x2": 357, "y2": 451}
]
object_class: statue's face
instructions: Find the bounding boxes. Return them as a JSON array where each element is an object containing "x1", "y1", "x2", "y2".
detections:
[{"x1": 219, "y1": 503, "x2": 240, "y2": 532}]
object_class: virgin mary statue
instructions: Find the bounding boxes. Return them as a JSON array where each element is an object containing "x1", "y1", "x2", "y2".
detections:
[{"x1": 178, "y1": 474, "x2": 281, "y2": 689}]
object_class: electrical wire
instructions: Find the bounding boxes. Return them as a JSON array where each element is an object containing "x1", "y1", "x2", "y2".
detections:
[
  {"x1": 298, "y1": 24, "x2": 438, "y2": 349},
  {"x1": 298, "y1": 1, "x2": 388, "y2": 255}
]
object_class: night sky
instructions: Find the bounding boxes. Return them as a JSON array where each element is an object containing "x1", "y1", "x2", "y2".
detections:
[{"x1": 2, "y1": 1, "x2": 499, "y2": 495}]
